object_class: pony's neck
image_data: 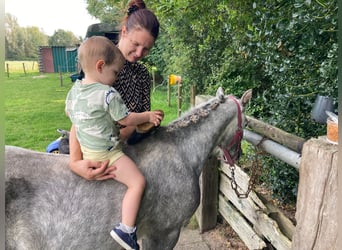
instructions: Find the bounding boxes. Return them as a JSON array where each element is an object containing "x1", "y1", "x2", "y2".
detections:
[{"x1": 166, "y1": 99, "x2": 239, "y2": 177}]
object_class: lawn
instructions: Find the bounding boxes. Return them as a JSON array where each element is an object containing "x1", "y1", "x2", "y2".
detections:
[{"x1": 4, "y1": 72, "x2": 189, "y2": 152}]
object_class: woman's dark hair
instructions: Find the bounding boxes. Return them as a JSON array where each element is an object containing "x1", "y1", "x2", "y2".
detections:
[{"x1": 123, "y1": 0, "x2": 159, "y2": 40}]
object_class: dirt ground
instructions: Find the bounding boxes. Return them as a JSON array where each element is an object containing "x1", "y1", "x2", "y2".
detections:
[{"x1": 201, "y1": 219, "x2": 249, "y2": 250}]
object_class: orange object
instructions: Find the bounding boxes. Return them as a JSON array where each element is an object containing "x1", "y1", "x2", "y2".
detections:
[
  {"x1": 327, "y1": 118, "x2": 338, "y2": 144},
  {"x1": 169, "y1": 74, "x2": 182, "y2": 85},
  {"x1": 136, "y1": 122, "x2": 155, "y2": 133}
]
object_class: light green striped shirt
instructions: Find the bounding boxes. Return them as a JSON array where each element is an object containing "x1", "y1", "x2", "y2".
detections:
[{"x1": 65, "y1": 80, "x2": 129, "y2": 151}]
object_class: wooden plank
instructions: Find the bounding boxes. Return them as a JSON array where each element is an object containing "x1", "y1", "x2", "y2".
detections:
[
  {"x1": 220, "y1": 163, "x2": 267, "y2": 210},
  {"x1": 218, "y1": 194, "x2": 267, "y2": 250},
  {"x1": 253, "y1": 213, "x2": 292, "y2": 250},
  {"x1": 292, "y1": 137, "x2": 338, "y2": 250},
  {"x1": 220, "y1": 173, "x2": 266, "y2": 225},
  {"x1": 220, "y1": 171, "x2": 294, "y2": 250},
  {"x1": 256, "y1": 193, "x2": 295, "y2": 240},
  {"x1": 246, "y1": 116, "x2": 305, "y2": 153},
  {"x1": 195, "y1": 95, "x2": 212, "y2": 106},
  {"x1": 220, "y1": 162, "x2": 250, "y2": 192}
]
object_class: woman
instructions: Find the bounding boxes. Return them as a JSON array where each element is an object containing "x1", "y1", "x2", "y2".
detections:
[{"x1": 69, "y1": 0, "x2": 161, "y2": 181}]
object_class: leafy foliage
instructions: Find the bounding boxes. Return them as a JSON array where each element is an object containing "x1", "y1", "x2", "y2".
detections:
[
  {"x1": 86, "y1": 0, "x2": 124, "y2": 24},
  {"x1": 241, "y1": 0, "x2": 337, "y2": 202},
  {"x1": 5, "y1": 13, "x2": 48, "y2": 60},
  {"x1": 147, "y1": 0, "x2": 337, "y2": 203},
  {"x1": 48, "y1": 29, "x2": 81, "y2": 46}
]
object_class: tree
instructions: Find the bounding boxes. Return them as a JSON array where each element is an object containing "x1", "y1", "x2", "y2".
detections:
[
  {"x1": 48, "y1": 29, "x2": 81, "y2": 46},
  {"x1": 5, "y1": 13, "x2": 22, "y2": 59},
  {"x1": 5, "y1": 13, "x2": 49, "y2": 60},
  {"x1": 86, "y1": 0, "x2": 123, "y2": 24},
  {"x1": 24, "y1": 27, "x2": 49, "y2": 59}
]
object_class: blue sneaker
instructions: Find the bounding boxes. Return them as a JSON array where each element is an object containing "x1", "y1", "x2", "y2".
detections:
[{"x1": 110, "y1": 225, "x2": 140, "y2": 250}]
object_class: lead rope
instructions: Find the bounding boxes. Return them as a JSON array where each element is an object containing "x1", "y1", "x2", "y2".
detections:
[{"x1": 229, "y1": 149, "x2": 263, "y2": 198}]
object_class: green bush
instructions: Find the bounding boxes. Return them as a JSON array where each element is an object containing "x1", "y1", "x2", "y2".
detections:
[
  {"x1": 244, "y1": 0, "x2": 337, "y2": 202},
  {"x1": 150, "y1": 0, "x2": 337, "y2": 203}
]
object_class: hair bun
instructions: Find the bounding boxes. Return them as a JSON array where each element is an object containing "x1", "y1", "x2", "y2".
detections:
[{"x1": 127, "y1": 5, "x2": 139, "y2": 16}]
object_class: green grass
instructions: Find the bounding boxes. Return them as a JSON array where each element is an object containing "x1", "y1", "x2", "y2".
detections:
[
  {"x1": 5, "y1": 73, "x2": 189, "y2": 152},
  {"x1": 5, "y1": 73, "x2": 73, "y2": 151}
]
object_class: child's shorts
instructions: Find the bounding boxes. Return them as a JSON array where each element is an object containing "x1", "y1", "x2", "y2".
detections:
[{"x1": 81, "y1": 145, "x2": 125, "y2": 166}]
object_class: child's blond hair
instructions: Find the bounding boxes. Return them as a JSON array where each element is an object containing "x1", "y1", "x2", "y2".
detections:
[{"x1": 78, "y1": 36, "x2": 124, "y2": 72}]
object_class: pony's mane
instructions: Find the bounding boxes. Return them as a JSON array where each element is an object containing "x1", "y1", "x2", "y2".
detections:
[{"x1": 166, "y1": 97, "x2": 221, "y2": 132}]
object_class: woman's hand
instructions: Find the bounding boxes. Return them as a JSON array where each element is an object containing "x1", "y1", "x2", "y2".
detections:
[
  {"x1": 69, "y1": 124, "x2": 116, "y2": 180},
  {"x1": 148, "y1": 110, "x2": 164, "y2": 126}
]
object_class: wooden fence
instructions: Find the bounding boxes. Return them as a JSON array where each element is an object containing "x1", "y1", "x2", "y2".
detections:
[{"x1": 194, "y1": 95, "x2": 338, "y2": 250}]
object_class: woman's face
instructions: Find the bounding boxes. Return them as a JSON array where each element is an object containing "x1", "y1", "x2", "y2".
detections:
[{"x1": 118, "y1": 27, "x2": 155, "y2": 63}]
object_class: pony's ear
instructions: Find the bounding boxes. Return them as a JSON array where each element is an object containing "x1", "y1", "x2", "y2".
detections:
[
  {"x1": 240, "y1": 89, "x2": 252, "y2": 107},
  {"x1": 216, "y1": 87, "x2": 225, "y2": 102}
]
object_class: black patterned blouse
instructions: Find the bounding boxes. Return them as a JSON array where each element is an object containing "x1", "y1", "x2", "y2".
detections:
[{"x1": 114, "y1": 61, "x2": 151, "y2": 113}]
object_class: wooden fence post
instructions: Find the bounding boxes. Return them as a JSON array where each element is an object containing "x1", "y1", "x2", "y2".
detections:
[
  {"x1": 167, "y1": 82, "x2": 171, "y2": 107},
  {"x1": 177, "y1": 82, "x2": 182, "y2": 117},
  {"x1": 190, "y1": 85, "x2": 197, "y2": 107},
  {"x1": 291, "y1": 137, "x2": 337, "y2": 249},
  {"x1": 22, "y1": 62, "x2": 26, "y2": 75},
  {"x1": 58, "y1": 65, "x2": 63, "y2": 87}
]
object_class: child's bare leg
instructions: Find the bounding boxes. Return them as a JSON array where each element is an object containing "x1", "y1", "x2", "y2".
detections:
[{"x1": 111, "y1": 155, "x2": 145, "y2": 227}]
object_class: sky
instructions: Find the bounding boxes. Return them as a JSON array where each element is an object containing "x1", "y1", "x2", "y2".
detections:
[{"x1": 5, "y1": 0, "x2": 100, "y2": 38}]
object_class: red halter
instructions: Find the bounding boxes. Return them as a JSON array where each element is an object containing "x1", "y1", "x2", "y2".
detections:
[{"x1": 219, "y1": 96, "x2": 243, "y2": 166}]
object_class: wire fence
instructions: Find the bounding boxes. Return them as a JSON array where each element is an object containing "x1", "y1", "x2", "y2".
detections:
[{"x1": 5, "y1": 61, "x2": 39, "y2": 76}]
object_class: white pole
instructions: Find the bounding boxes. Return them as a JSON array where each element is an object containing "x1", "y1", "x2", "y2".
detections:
[{"x1": 243, "y1": 129, "x2": 301, "y2": 169}]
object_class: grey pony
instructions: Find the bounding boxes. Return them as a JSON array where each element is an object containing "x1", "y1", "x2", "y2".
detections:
[{"x1": 5, "y1": 87, "x2": 252, "y2": 250}]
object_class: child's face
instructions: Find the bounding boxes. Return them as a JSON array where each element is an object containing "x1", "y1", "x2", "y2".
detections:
[{"x1": 99, "y1": 60, "x2": 124, "y2": 86}]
